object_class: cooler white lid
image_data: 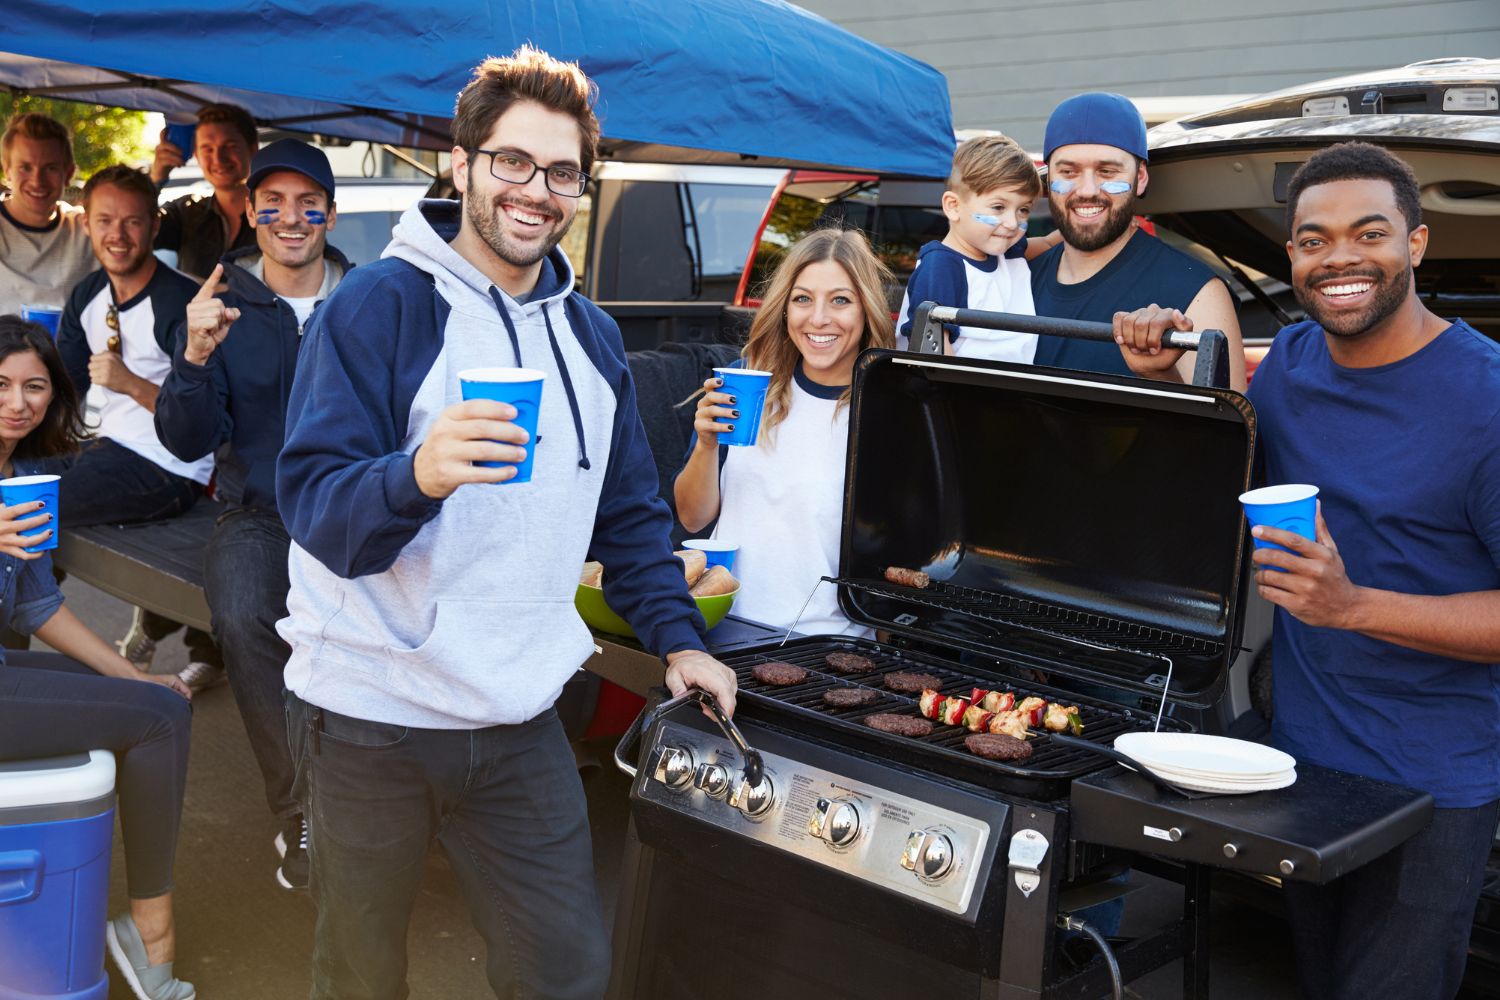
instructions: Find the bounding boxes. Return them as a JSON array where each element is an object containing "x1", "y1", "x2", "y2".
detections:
[{"x1": 0, "y1": 750, "x2": 116, "y2": 809}]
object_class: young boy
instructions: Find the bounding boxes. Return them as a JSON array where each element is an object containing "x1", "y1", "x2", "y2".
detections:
[{"x1": 897, "y1": 134, "x2": 1056, "y2": 361}]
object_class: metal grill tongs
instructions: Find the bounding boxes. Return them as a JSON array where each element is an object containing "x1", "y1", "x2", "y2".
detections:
[{"x1": 614, "y1": 687, "x2": 766, "y2": 789}]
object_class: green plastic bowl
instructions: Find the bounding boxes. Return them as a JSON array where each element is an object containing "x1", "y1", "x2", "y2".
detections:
[{"x1": 575, "y1": 581, "x2": 738, "y2": 638}]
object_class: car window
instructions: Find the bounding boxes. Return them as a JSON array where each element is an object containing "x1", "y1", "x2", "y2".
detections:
[{"x1": 328, "y1": 209, "x2": 403, "y2": 267}]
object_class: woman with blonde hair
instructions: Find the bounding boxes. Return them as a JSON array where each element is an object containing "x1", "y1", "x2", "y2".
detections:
[{"x1": 675, "y1": 227, "x2": 894, "y2": 635}]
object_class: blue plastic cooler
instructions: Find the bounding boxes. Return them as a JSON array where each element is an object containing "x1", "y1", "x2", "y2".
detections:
[{"x1": 0, "y1": 751, "x2": 116, "y2": 1000}]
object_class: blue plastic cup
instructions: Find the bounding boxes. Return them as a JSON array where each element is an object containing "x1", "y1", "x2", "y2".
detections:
[
  {"x1": 0, "y1": 474, "x2": 61, "y2": 552},
  {"x1": 459, "y1": 368, "x2": 545, "y2": 484},
  {"x1": 1240, "y1": 484, "x2": 1319, "y2": 560},
  {"x1": 711, "y1": 367, "x2": 772, "y2": 447},
  {"x1": 20, "y1": 306, "x2": 61, "y2": 337},
  {"x1": 164, "y1": 115, "x2": 197, "y2": 161},
  {"x1": 683, "y1": 538, "x2": 738, "y2": 573}
]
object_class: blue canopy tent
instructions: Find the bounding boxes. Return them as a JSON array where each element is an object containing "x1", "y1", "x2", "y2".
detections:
[{"x1": 3, "y1": 0, "x2": 954, "y2": 178}]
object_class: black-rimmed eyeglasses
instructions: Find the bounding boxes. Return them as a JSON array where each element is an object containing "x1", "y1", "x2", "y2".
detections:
[{"x1": 472, "y1": 149, "x2": 590, "y2": 198}]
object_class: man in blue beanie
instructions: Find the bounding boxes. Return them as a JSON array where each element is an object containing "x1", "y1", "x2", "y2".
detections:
[{"x1": 1030, "y1": 92, "x2": 1246, "y2": 390}]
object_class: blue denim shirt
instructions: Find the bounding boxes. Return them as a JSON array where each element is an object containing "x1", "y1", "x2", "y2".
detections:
[{"x1": 0, "y1": 458, "x2": 65, "y2": 664}]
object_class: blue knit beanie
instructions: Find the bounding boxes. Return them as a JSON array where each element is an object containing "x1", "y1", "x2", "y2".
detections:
[{"x1": 1043, "y1": 93, "x2": 1149, "y2": 163}]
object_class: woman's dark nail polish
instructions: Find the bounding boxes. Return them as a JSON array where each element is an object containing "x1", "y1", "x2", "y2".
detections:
[
  {"x1": 731, "y1": 410, "x2": 740, "y2": 418},
  {"x1": 726, "y1": 424, "x2": 735, "y2": 432},
  {"x1": 728, "y1": 396, "x2": 737, "y2": 404}
]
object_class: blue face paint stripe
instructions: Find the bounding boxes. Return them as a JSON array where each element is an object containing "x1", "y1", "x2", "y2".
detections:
[
  {"x1": 304, "y1": 210, "x2": 326, "y2": 226},
  {"x1": 1049, "y1": 178, "x2": 1132, "y2": 196},
  {"x1": 255, "y1": 209, "x2": 279, "y2": 225},
  {"x1": 972, "y1": 213, "x2": 1001, "y2": 226}
]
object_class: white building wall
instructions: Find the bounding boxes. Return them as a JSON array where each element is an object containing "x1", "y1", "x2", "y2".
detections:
[{"x1": 797, "y1": 0, "x2": 1500, "y2": 149}]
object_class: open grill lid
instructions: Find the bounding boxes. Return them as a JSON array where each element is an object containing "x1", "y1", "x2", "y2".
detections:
[{"x1": 838, "y1": 350, "x2": 1257, "y2": 708}]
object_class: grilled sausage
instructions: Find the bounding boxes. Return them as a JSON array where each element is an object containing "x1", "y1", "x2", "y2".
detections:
[{"x1": 883, "y1": 566, "x2": 931, "y2": 589}]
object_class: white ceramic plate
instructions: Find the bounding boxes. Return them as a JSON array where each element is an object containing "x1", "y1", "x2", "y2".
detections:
[
  {"x1": 1115, "y1": 732, "x2": 1296, "y2": 778},
  {"x1": 1150, "y1": 769, "x2": 1297, "y2": 795}
]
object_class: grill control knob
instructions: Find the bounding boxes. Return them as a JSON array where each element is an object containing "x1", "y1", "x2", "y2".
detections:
[
  {"x1": 900, "y1": 829, "x2": 955, "y2": 881},
  {"x1": 729, "y1": 775, "x2": 775, "y2": 818},
  {"x1": 809, "y1": 798, "x2": 861, "y2": 848},
  {"x1": 692, "y1": 762, "x2": 730, "y2": 799},
  {"x1": 652, "y1": 746, "x2": 695, "y2": 790}
]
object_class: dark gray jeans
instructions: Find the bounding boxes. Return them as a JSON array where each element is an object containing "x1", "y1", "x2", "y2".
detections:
[
  {"x1": 203, "y1": 507, "x2": 297, "y2": 819},
  {"x1": 286, "y1": 691, "x2": 610, "y2": 1000},
  {"x1": 1283, "y1": 796, "x2": 1500, "y2": 1000}
]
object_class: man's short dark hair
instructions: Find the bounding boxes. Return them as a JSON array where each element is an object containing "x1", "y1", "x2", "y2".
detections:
[
  {"x1": 196, "y1": 103, "x2": 259, "y2": 151},
  {"x1": 452, "y1": 45, "x2": 600, "y2": 175},
  {"x1": 1285, "y1": 141, "x2": 1422, "y2": 234},
  {"x1": 82, "y1": 164, "x2": 158, "y2": 213}
]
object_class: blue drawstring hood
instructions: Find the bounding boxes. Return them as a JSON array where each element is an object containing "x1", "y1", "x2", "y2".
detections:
[{"x1": 275, "y1": 198, "x2": 703, "y2": 728}]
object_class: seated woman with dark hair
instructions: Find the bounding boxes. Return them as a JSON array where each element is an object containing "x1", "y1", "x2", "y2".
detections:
[{"x1": 0, "y1": 315, "x2": 195, "y2": 1000}]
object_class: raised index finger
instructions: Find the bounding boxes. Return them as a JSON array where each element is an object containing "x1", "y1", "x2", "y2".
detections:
[{"x1": 193, "y1": 264, "x2": 227, "y2": 302}]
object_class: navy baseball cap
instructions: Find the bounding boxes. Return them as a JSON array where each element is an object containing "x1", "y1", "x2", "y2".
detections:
[
  {"x1": 1043, "y1": 93, "x2": 1149, "y2": 163},
  {"x1": 248, "y1": 139, "x2": 336, "y2": 198}
]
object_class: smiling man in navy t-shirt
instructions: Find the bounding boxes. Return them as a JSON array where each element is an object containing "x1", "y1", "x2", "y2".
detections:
[{"x1": 1118, "y1": 141, "x2": 1500, "y2": 1000}]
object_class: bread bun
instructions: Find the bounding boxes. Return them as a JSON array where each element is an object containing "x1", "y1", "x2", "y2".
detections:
[
  {"x1": 689, "y1": 564, "x2": 738, "y2": 597},
  {"x1": 580, "y1": 561, "x2": 603, "y2": 588},
  {"x1": 674, "y1": 548, "x2": 708, "y2": 586}
]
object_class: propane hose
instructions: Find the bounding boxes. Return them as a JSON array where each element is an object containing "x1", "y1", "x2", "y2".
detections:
[{"x1": 1058, "y1": 913, "x2": 1123, "y2": 1000}]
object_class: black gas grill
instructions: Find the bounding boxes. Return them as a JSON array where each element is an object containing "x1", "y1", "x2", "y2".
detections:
[{"x1": 608, "y1": 346, "x2": 1433, "y2": 1000}]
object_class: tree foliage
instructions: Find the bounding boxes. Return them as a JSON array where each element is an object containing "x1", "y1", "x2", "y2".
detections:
[{"x1": 0, "y1": 94, "x2": 150, "y2": 183}]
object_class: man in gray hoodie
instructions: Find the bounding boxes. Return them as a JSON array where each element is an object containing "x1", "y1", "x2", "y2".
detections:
[{"x1": 276, "y1": 47, "x2": 736, "y2": 999}]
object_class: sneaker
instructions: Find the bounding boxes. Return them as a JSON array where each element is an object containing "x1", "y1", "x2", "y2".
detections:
[
  {"x1": 105, "y1": 913, "x2": 196, "y2": 1000},
  {"x1": 274, "y1": 815, "x2": 310, "y2": 891},
  {"x1": 117, "y1": 606, "x2": 157, "y2": 670},
  {"x1": 176, "y1": 661, "x2": 226, "y2": 694}
]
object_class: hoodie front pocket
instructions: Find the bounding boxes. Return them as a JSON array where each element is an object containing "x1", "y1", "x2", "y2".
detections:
[{"x1": 381, "y1": 598, "x2": 591, "y2": 723}]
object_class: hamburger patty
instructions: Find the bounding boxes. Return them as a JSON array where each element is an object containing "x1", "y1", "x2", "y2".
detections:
[
  {"x1": 823, "y1": 686, "x2": 880, "y2": 709},
  {"x1": 964, "y1": 732, "x2": 1033, "y2": 762},
  {"x1": 751, "y1": 661, "x2": 807, "y2": 687},
  {"x1": 864, "y1": 713, "x2": 934, "y2": 738},
  {"x1": 884, "y1": 670, "x2": 944, "y2": 693},
  {"x1": 825, "y1": 651, "x2": 877, "y2": 674}
]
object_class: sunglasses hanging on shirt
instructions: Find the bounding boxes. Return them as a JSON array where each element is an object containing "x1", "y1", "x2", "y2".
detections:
[{"x1": 104, "y1": 301, "x2": 122, "y2": 353}]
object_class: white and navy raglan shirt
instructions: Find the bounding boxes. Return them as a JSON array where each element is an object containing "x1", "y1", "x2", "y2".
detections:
[
  {"x1": 699, "y1": 363, "x2": 869, "y2": 638},
  {"x1": 275, "y1": 200, "x2": 706, "y2": 730},
  {"x1": 57, "y1": 265, "x2": 214, "y2": 484},
  {"x1": 897, "y1": 239, "x2": 1037, "y2": 363}
]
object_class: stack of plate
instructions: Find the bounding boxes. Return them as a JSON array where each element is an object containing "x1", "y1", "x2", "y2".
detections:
[{"x1": 1113, "y1": 732, "x2": 1297, "y2": 794}]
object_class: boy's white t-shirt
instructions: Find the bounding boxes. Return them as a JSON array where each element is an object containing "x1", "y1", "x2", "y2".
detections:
[
  {"x1": 897, "y1": 240, "x2": 1038, "y2": 363},
  {"x1": 709, "y1": 367, "x2": 869, "y2": 638}
]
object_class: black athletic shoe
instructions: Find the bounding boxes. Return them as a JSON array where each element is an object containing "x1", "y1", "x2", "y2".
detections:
[{"x1": 274, "y1": 815, "x2": 310, "y2": 891}]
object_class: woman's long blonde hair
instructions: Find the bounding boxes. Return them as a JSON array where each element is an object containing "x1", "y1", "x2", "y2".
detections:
[{"x1": 744, "y1": 227, "x2": 895, "y2": 440}]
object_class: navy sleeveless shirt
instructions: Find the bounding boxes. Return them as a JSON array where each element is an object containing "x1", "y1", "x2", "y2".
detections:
[{"x1": 1029, "y1": 228, "x2": 1224, "y2": 377}]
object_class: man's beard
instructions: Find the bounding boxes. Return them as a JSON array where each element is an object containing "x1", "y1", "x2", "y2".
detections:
[
  {"x1": 1295, "y1": 263, "x2": 1411, "y2": 339},
  {"x1": 1050, "y1": 191, "x2": 1136, "y2": 252},
  {"x1": 467, "y1": 193, "x2": 571, "y2": 269}
]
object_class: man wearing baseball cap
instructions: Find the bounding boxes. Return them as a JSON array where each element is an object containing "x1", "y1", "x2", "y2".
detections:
[
  {"x1": 1030, "y1": 92, "x2": 1246, "y2": 391},
  {"x1": 154, "y1": 137, "x2": 352, "y2": 891}
]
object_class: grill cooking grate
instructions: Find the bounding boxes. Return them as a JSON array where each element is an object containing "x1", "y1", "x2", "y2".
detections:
[
  {"x1": 722, "y1": 636, "x2": 1179, "y2": 798},
  {"x1": 838, "y1": 576, "x2": 1223, "y2": 660}
]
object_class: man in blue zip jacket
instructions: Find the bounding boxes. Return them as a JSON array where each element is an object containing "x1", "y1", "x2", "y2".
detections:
[
  {"x1": 154, "y1": 138, "x2": 349, "y2": 893},
  {"x1": 275, "y1": 47, "x2": 736, "y2": 1000}
]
